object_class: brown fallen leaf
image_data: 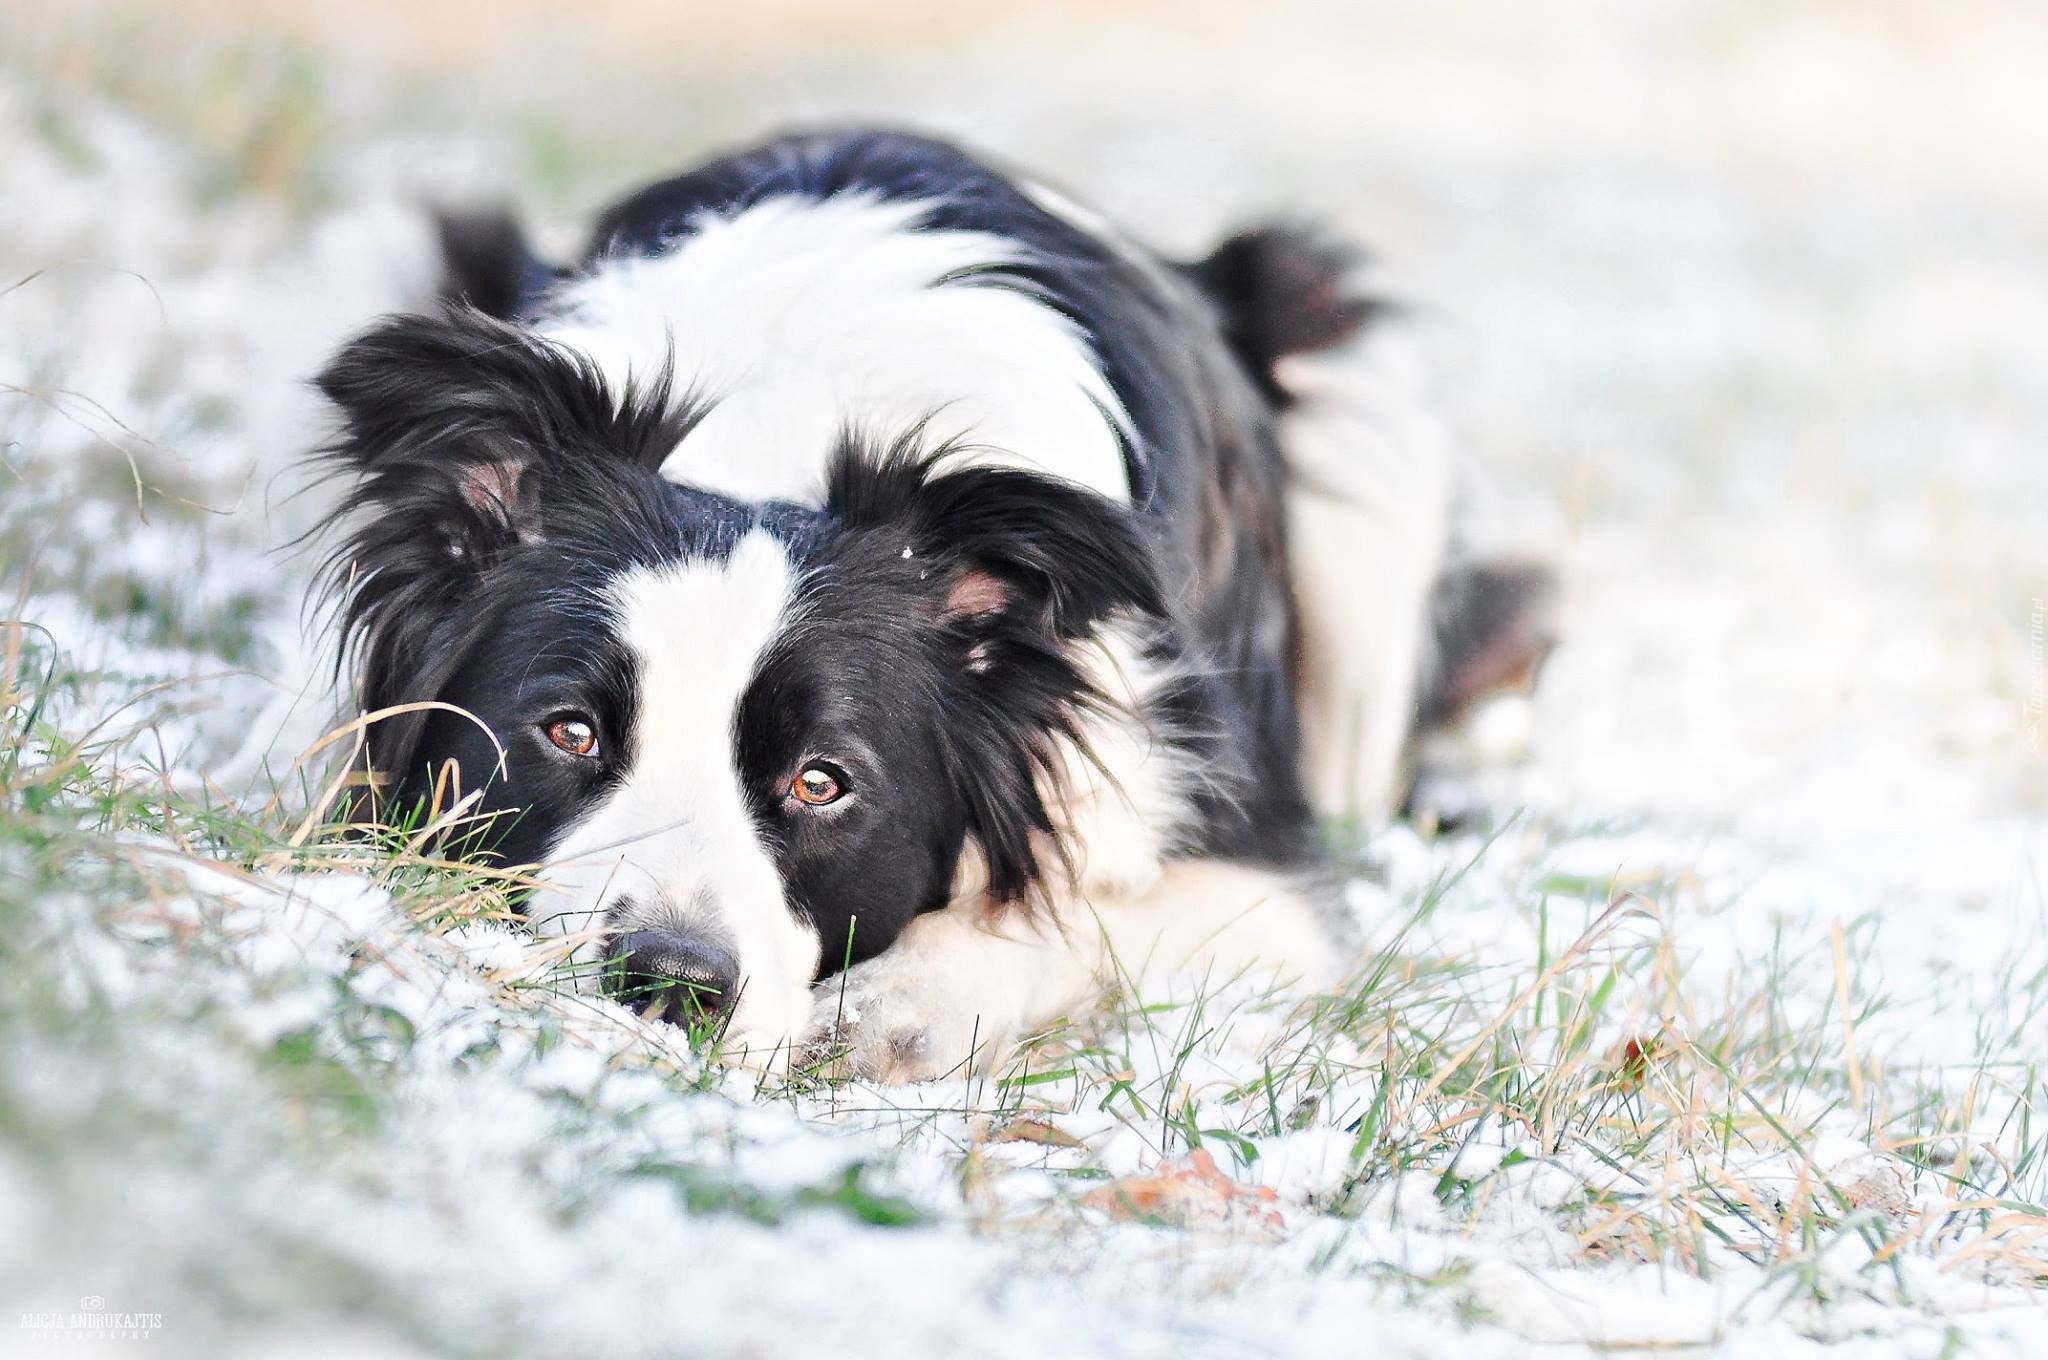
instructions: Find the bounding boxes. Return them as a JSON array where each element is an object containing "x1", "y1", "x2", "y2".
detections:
[
  {"x1": 1610, "y1": 1033, "x2": 1671, "y2": 1091},
  {"x1": 1082, "y1": 1148, "x2": 1285, "y2": 1230},
  {"x1": 991, "y1": 1117, "x2": 1083, "y2": 1149}
]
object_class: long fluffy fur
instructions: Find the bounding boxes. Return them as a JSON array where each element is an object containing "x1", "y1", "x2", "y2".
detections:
[
  {"x1": 818, "y1": 435, "x2": 1165, "y2": 902},
  {"x1": 300, "y1": 128, "x2": 1548, "y2": 1064},
  {"x1": 314, "y1": 306, "x2": 700, "y2": 791}
]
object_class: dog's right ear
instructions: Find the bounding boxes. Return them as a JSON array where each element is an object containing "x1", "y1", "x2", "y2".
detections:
[
  {"x1": 314, "y1": 308, "x2": 577, "y2": 781},
  {"x1": 317, "y1": 307, "x2": 689, "y2": 566},
  {"x1": 320, "y1": 308, "x2": 552, "y2": 567}
]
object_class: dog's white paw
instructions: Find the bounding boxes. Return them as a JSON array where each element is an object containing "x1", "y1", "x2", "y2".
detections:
[{"x1": 796, "y1": 952, "x2": 996, "y2": 1083}]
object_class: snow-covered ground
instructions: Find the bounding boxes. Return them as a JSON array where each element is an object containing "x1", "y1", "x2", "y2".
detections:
[{"x1": 3, "y1": 2, "x2": 2044, "y2": 1355}]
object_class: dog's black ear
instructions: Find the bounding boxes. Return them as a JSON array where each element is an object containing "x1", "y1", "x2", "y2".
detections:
[
  {"x1": 322, "y1": 309, "x2": 555, "y2": 563},
  {"x1": 317, "y1": 307, "x2": 689, "y2": 563},
  {"x1": 825, "y1": 440, "x2": 1165, "y2": 640},
  {"x1": 826, "y1": 441, "x2": 1165, "y2": 903}
]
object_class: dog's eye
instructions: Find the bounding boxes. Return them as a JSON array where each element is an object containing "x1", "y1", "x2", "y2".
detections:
[
  {"x1": 790, "y1": 763, "x2": 846, "y2": 807},
  {"x1": 544, "y1": 715, "x2": 599, "y2": 758}
]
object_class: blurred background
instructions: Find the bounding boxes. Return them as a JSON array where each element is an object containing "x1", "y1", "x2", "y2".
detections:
[{"x1": 5, "y1": 0, "x2": 2044, "y2": 898}]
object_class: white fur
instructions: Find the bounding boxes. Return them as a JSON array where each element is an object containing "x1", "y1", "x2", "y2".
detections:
[
  {"x1": 534, "y1": 193, "x2": 1188, "y2": 893},
  {"x1": 527, "y1": 532, "x2": 822, "y2": 1061},
  {"x1": 1279, "y1": 313, "x2": 1454, "y2": 823},
  {"x1": 1048, "y1": 619, "x2": 1200, "y2": 899},
  {"x1": 511, "y1": 191, "x2": 1396, "y2": 1070},
  {"x1": 530, "y1": 191, "x2": 1220, "y2": 1064},
  {"x1": 802, "y1": 858, "x2": 1337, "y2": 1082},
  {"x1": 534, "y1": 193, "x2": 1133, "y2": 505}
]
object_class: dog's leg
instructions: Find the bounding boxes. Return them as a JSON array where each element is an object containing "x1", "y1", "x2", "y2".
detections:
[
  {"x1": 795, "y1": 859, "x2": 1339, "y2": 1083},
  {"x1": 1283, "y1": 323, "x2": 1453, "y2": 825}
]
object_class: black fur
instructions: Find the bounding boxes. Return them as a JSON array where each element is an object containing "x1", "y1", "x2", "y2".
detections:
[
  {"x1": 313, "y1": 128, "x2": 1400, "y2": 988},
  {"x1": 315, "y1": 306, "x2": 1165, "y2": 961},
  {"x1": 1186, "y1": 224, "x2": 1387, "y2": 406},
  {"x1": 434, "y1": 208, "x2": 560, "y2": 321},
  {"x1": 520, "y1": 129, "x2": 1321, "y2": 864},
  {"x1": 1420, "y1": 559, "x2": 1560, "y2": 728},
  {"x1": 820, "y1": 437, "x2": 1163, "y2": 899},
  {"x1": 724, "y1": 438, "x2": 1167, "y2": 963},
  {"x1": 316, "y1": 305, "x2": 700, "y2": 813}
]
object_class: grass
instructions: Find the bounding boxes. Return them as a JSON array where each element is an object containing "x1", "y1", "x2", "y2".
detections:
[
  {"x1": 4, "y1": 33, "x2": 2045, "y2": 1352},
  {"x1": 0, "y1": 619, "x2": 972, "y2": 1350},
  {"x1": 5, "y1": 589, "x2": 2046, "y2": 1350}
]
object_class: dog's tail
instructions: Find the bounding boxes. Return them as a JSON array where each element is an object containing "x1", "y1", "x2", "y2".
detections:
[
  {"x1": 433, "y1": 207, "x2": 562, "y2": 321},
  {"x1": 1186, "y1": 224, "x2": 1390, "y2": 404},
  {"x1": 1189, "y1": 224, "x2": 1556, "y2": 821}
]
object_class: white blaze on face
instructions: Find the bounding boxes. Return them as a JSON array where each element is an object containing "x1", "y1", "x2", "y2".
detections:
[{"x1": 528, "y1": 531, "x2": 822, "y2": 1058}]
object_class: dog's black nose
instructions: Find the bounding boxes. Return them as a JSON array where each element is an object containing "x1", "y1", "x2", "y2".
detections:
[{"x1": 605, "y1": 930, "x2": 740, "y2": 1026}]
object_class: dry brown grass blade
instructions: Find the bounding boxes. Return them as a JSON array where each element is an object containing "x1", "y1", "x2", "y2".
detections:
[
  {"x1": 1394, "y1": 892, "x2": 1649, "y2": 1131},
  {"x1": 251, "y1": 698, "x2": 508, "y2": 823}
]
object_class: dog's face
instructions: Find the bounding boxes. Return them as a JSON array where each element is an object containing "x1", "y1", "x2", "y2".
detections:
[{"x1": 316, "y1": 308, "x2": 1158, "y2": 1056}]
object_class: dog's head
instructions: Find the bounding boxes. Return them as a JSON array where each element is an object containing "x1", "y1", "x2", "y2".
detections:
[{"x1": 315, "y1": 307, "x2": 1159, "y2": 1055}]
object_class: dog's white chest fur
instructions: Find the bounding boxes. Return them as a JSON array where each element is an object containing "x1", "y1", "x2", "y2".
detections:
[{"x1": 533, "y1": 193, "x2": 1132, "y2": 505}]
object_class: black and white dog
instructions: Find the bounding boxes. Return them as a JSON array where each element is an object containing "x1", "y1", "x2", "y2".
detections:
[{"x1": 312, "y1": 129, "x2": 1549, "y2": 1080}]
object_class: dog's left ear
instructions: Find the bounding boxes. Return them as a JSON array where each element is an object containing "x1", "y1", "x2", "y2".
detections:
[
  {"x1": 826, "y1": 447, "x2": 1165, "y2": 641},
  {"x1": 827, "y1": 446, "x2": 1165, "y2": 904}
]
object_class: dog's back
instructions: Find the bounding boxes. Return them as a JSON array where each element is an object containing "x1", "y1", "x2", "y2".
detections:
[{"x1": 441, "y1": 137, "x2": 1550, "y2": 835}]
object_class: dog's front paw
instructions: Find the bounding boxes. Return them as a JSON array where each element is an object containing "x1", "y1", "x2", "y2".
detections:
[{"x1": 795, "y1": 954, "x2": 993, "y2": 1084}]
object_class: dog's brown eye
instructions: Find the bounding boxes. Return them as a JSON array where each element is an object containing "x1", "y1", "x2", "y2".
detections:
[
  {"x1": 544, "y1": 716, "x2": 599, "y2": 757},
  {"x1": 791, "y1": 764, "x2": 845, "y2": 807}
]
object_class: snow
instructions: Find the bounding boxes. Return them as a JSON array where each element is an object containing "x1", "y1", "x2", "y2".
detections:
[{"x1": 4, "y1": 2, "x2": 2046, "y2": 1356}]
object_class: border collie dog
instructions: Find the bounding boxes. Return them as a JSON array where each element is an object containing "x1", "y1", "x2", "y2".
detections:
[{"x1": 313, "y1": 129, "x2": 1546, "y2": 1080}]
